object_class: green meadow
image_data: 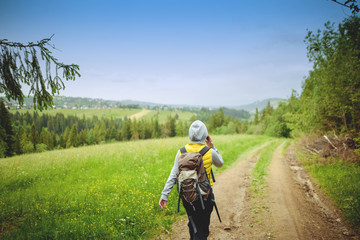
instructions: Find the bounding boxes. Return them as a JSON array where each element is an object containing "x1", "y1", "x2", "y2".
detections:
[
  {"x1": 141, "y1": 110, "x2": 196, "y2": 123},
  {"x1": 0, "y1": 134, "x2": 274, "y2": 239}
]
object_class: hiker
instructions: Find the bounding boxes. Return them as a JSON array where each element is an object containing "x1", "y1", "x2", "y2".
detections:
[{"x1": 159, "y1": 120, "x2": 224, "y2": 240}]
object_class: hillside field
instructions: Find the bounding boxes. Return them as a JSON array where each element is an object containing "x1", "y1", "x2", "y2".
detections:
[
  {"x1": 0, "y1": 134, "x2": 275, "y2": 239},
  {"x1": 10, "y1": 108, "x2": 196, "y2": 123}
]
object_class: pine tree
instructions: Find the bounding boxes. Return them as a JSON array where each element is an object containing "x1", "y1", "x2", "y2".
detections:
[
  {"x1": 0, "y1": 99, "x2": 15, "y2": 157},
  {"x1": 62, "y1": 126, "x2": 70, "y2": 148},
  {"x1": 122, "y1": 118, "x2": 132, "y2": 141},
  {"x1": 209, "y1": 108, "x2": 225, "y2": 131},
  {"x1": 30, "y1": 123, "x2": 39, "y2": 150},
  {"x1": 107, "y1": 118, "x2": 117, "y2": 140},
  {"x1": 94, "y1": 120, "x2": 106, "y2": 143},
  {"x1": 152, "y1": 118, "x2": 161, "y2": 138},
  {"x1": 78, "y1": 129, "x2": 88, "y2": 146},
  {"x1": 161, "y1": 122, "x2": 171, "y2": 138},
  {"x1": 0, "y1": 138, "x2": 6, "y2": 158},
  {"x1": 168, "y1": 116, "x2": 176, "y2": 137},
  {"x1": 131, "y1": 118, "x2": 139, "y2": 140},
  {"x1": 87, "y1": 129, "x2": 96, "y2": 145},
  {"x1": 20, "y1": 131, "x2": 28, "y2": 153},
  {"x1": 176, "y1": 120, "x2": 185, "y2": 136},
  {"x1": 266, "y1": 101, "x2": 274, "y2": 115},
  {"x1": 254, "y1": 108, "x2": 259, "y2": 125},
  {"x1": 66, "y1": 124, "x2": 78, "y2": 148},
  {"x1": 40, "y1": 127, "x2": 47, "y2": 145},
  {"x1": 13, "y1": 127, "x2": 22, "y2": 155}
]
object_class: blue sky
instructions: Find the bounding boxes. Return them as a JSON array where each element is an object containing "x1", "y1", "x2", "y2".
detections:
[{"x1": 1, "y1": 0, "x2": 351, "y2": 106}]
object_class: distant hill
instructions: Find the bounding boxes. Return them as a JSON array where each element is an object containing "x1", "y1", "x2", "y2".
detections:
[
  {"x1": 234, "y1": 98, "x2": 284, "y2": 114},
  {"x1": 5, "y1": 96, "x2": 156, "y2": 110},
  {"x1": 4, "y1": 95, "x2": 282, "y2": 119},
  {"x1": 119, "y1": 99, "x2": 162, "y2": 108},
  {"x1": 4, "y1": 96, "x2": 198, "y2": 110}
]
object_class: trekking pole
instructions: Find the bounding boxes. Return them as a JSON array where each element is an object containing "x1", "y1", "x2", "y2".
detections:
[
  {"x1": 188, "y1": 216, "x2": 198, "y2": 234},
  {"x1": 210, "y1": 188, "x2": 221, "y2": 223},
  {"x1": 213, "y1": 200, "x2": 222, "y2": 223}
]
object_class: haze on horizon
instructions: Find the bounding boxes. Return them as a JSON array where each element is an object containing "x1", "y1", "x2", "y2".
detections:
[{"x1": 1, "y1": 0, "x2": 351, "y2": 107}]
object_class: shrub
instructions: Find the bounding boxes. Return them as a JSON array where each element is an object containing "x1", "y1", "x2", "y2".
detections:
[
  {"x1": 36, "y1": 143, "x2": 48, "y2": 153},
  {"x1": 22, "y1": 141, "x2": 34, "y2": 153}
]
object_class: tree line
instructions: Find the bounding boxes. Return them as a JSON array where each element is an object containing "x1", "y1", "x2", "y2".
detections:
[
  {"x1": 248, "y1": 16, "x2": 360, "y2": 145},
  {"x1": 0, "y1": 102, "x2": 248, "y2": 158}
]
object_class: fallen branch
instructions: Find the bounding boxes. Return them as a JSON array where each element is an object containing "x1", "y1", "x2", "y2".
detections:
[
  {"x1": 304, "y1": 146, "x2": 320, "y2": 155},
  {"x1": 324, "y1": 135, "x2": 338, "y2": 150}
]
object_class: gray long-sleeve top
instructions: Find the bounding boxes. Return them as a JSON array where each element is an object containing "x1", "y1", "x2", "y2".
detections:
[{"x1": 160, "y1": 145, "x2": 223, "y2": 201}]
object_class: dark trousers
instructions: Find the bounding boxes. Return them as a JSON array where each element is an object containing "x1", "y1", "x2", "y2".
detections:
[{"x1": 182, "y1": 194, "x2": 214, "y2": 240}]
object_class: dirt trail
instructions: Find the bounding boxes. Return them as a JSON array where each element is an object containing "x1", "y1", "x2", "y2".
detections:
[
  {"x1": 266, "y1": 144, "x2": 359, "y2": 240},
  {"x1": 160, "y1": 142, "x2": 359, "y2": 240}
]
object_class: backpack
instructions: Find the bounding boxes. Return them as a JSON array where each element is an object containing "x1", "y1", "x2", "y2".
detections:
[{"x1": 176, "y1": 146, "x2": 212, "y2": 212}]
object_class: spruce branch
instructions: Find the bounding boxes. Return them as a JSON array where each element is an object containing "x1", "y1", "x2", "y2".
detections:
[{"x1": 0, "y1": 35, "x2": 80, "y2": 110}]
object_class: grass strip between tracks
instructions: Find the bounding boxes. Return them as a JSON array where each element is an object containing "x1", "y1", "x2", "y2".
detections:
[{"x1": 248, "y1": 139, "x2": 288, "y2": 235}]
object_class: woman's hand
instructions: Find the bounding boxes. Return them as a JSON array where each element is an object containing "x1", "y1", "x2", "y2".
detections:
[
  {"x1": 206, "y1": 135, "x2": 214, "y2": 148},
  {"x1": 159, "y1": 198, "x2": 167, "y2": 210}
]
